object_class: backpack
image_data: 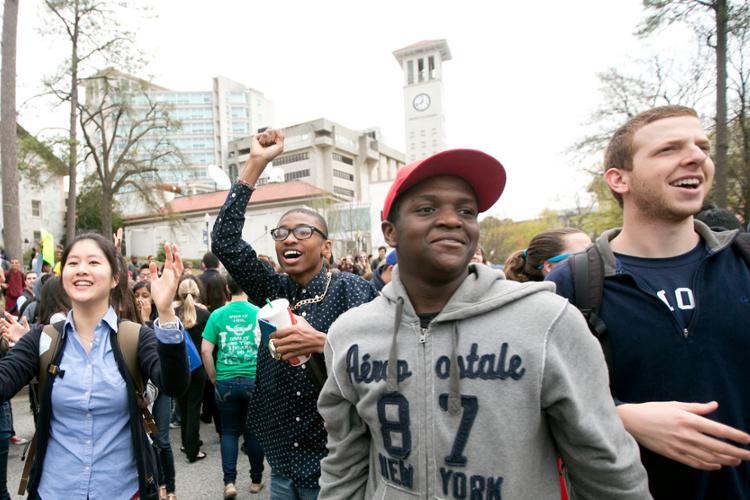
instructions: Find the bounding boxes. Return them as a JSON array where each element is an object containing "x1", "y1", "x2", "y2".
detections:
[
  {"x1": 569, "y1": 232, "x2": 750, "y2": 388},
  {"x1": 19, "y1": 320, "x2": 160, "y2": 495}
]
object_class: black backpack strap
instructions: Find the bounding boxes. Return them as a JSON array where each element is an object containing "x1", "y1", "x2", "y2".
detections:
[
  {"x1": 732, "y1": 232, "x2": 750, "y2": 266},
  {"x1": 570, "y1": 246, "x2": 615, "y2": 391}
]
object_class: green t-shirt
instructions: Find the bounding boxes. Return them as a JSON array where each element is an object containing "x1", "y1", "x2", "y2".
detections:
[{"x1": 202, "y1": 300, "x2": 260, "y2": 380}]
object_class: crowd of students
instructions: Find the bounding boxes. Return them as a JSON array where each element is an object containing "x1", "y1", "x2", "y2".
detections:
[{"x1": 0, "y1": 104, "x2": 748, "y2": 499}]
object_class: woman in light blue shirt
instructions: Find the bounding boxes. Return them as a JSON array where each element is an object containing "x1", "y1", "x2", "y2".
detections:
[{"x1": 0, "y1": 233, "x2": 189, "y2": 499}]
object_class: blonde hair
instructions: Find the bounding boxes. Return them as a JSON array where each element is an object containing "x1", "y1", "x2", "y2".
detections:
[{"x1": 177, "y1": 278, "x2": 200, "y2": 328}]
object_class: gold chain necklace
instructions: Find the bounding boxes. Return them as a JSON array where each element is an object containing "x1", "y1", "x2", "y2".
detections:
[{"x1": 291, "y1": 272, "x2": 332, "y2": 311}]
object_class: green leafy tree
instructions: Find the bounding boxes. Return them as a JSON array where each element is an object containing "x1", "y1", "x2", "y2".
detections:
[{"x1": 76, "y1": 176, "x2": 123, "y2": 233}]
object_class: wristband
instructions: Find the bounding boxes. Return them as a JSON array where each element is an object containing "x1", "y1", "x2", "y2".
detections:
[{"x1": 236, "y1": 178, "x2": 256, "y2": 191}]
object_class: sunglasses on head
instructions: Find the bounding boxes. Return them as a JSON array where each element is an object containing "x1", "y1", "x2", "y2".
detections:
[
  {"x1": 270, "y1": 225, "x2": 328, "y2": 242},
  {"x1": 535, "y1": 253, "x2": 571, "y2": 270}
]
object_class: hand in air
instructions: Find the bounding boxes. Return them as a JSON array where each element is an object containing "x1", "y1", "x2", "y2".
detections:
[
  {"x1": 150, "y1": 243, "x2": 184, "y2": 318},
  {"x1": 1, "y1": 312, "x2": 30, "y2": 344}
]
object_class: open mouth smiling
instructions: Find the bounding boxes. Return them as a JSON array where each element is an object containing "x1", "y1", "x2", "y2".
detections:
[{"x1": 669, "y1": 177, "x2": 702, "y2": 190}]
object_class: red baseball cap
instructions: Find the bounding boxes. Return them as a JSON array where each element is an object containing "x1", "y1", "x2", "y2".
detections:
[{"x1": 382, "y1": 149, "x2": 506, "y2": 221}]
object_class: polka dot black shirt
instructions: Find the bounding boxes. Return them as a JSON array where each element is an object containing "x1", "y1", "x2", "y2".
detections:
[{"x1": 211, "y1": 182, "x2": 379, "y2": 488}]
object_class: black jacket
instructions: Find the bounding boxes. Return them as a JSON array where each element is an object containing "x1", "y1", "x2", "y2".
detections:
[{"x1": 0, "y1": 322, "x2": 189, "y2": 499}]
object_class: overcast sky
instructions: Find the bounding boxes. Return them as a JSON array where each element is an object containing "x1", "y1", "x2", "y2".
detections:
[{"x1": 15, "y1": 0, "x2": 697, "y2": 220}]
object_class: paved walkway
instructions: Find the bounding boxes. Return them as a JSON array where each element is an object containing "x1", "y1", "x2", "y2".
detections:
[{"x1": 5, "y1": 391, "x2": 272, "y2": 499}]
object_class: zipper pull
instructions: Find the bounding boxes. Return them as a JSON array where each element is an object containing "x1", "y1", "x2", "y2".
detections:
[
  {"x1": 419, "y1": 328, "x2": 427, "y2": 344},
  {"x1": 683, "y1": 328, "x2": 689, "y2": 338}
]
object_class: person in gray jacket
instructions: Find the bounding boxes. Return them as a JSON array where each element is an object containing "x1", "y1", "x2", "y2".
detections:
[{"x1": 317, "y1": 149, "x2": 651, "y2": 499}]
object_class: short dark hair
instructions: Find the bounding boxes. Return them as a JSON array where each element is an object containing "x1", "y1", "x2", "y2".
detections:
[
  {"x1": 278, "y1": 208, "x2": 329, "y2": 237},
  {"x1": 140, "y1": 263, "x2": 150, "y2": 271},
  {"x1": 695, "y1": 203, "x2": 742, "y2": 231},
  {"x1": 202, "y1": 251, "x2": 220, "y2": 269},
  {"x1": 226, "y1": 273, "x2": 243, "y2": 296}
]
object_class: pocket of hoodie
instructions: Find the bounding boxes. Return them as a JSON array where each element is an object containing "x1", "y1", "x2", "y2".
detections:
[{"x1": 372, "y1": 479, "x2": 421, "y2": 499}]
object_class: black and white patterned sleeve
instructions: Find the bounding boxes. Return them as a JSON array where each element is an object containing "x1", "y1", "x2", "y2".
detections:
[{"x1": 211, "y1": 183, "x2": 280, "y2": 304}]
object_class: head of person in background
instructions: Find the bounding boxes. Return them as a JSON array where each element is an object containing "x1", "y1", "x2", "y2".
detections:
[
  {"x1": 370, "y1": 250, "x2": 397, "y2": 292},
  {"x1": 505, "y1": 228, "x2": 592, "y2": 282},
  {"x1": 183, "y1": 261, "x2": 194, "y2": 275},
  {"x1": 9, "y1": 259, "x2": 20, "y2": 273},
  {"x1": 201, "y1": 251, "x2": 220, "y2": 271},
  {"x1": 201, "y1": 271, "x2": 228, "y2": 312},
  {"x1": 24, "y1": 272, "x2": 37, "y2": 294},
  {"x1": 175, "y1": 275, "x2": 202, "y2": 329},
  {"x1": 471, "y1": 245, "x2": 490, "y2": 265},
  {"x1": 132, "y1": 280, "x2": 156, "y2": 325},
  {"x1": 41, "y1": 261, "x2": 52, "y2": 274},
  {"x1": 110, "y1": 257, "x2": 140, "y2": 323},
  {"x1": 695, "y1": 203, "x2": 743, "y2": 232},
  {"x1": 37, "y1": 275, "x2": 71, "y2": 325},
  {"x1": 138, "y1": 264, "x2": 151, "y2": 282}
]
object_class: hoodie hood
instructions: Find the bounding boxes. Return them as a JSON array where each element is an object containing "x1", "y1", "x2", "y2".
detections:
[
  {"x1": 381, "y1": 263, "x2": 554, "y2": 323},
  {"x1": 381, "y1": 263, "x2": 555, "y2": 414}
]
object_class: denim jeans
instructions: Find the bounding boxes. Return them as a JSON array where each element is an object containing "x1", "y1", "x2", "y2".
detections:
[
  {"x1": 152, "y1": 392, "x2": 176, "y2": 493},
  {"x1": 214, "y1": 377, "x2": 264, "y2": 484},
  {"x1": 269, "y1": 472, "x2": 319, "y2": 500},
  {"x1": 0, "y1": 401, "x2": 12, "y2": 500}
]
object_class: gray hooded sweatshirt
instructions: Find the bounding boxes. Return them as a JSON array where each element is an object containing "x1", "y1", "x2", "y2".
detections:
[{"x1": 318, "y1": 264, "x2": 650, "y2": 499}]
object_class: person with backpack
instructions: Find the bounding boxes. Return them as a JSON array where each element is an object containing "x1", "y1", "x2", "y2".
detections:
[
  {"x1": 317, "y1": 149, "x2": 650, "y2": 499},
  {"x1": 547, "y1": 105, "x2": 750, "y2": 499},
  {"x1": 0, "y1": 233, "x2": 189, "y2": 499}
]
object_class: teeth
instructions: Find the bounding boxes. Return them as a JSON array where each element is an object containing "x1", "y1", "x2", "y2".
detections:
[
  {"x1": 284, "y1": 250, "x2": 302, "y2": 258},
  {"x1": 672, "y1": 178, "x2": 700, "y2": 187}
]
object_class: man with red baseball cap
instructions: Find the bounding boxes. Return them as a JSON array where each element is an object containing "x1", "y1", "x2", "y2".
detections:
[{"x1": 318, "y1": 149, "x2": 650, "y2": 499}]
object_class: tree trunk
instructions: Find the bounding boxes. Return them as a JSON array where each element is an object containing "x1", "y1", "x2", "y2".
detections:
[
  {"x1": 0, "y1": 0, "x2": 21, "y2": 260},
  {"x1": 100, "y1": 184, "x2": 113, "y2": 239},
  {"x1": 64, "y1": 0, "x2": 80, "y2": 244},
  {"x1": 714, "y1": 0, "x2": 729, "y2": 207}
]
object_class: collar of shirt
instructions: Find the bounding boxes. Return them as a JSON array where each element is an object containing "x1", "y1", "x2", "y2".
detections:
[
  {"x1": 64, "y1": 306, "x2": 119, "y2": 338},
  {"x1": 288, "y1": 267, "x2": 328, "y2": 306}
]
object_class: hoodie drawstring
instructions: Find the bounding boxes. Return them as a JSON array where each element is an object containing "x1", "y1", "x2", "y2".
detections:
[
  {"x1": 448, "y1": 322, "x2": 461, "y2": 415},
  {"x1": 386, "y1": 296, "x2": 404, "y2": 393}
]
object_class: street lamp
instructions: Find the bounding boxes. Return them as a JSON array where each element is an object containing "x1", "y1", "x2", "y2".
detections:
[{"x1": 204, "y1": 213, "x2": 211, "y2": 253}]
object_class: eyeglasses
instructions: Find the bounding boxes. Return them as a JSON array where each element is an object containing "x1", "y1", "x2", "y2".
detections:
[
  {"x1": 270, "y1": 225, "x2": 328, "y2": 242},
  {"x1": 535, "y1": 253, "x2": 571, "y2": 270}
]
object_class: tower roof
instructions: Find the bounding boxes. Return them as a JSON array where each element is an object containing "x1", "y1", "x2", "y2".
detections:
[{"x1": 393, "y1": 39, "x2": 451, "y2": 63}]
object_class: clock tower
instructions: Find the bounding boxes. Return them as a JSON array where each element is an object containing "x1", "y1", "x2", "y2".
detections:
[{"x1": 393, "y1": 39, "x2": 452, "y2": 162}]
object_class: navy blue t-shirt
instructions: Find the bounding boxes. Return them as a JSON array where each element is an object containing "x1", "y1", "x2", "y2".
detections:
[{"x1": 615, "y1": 242, "x2": 706, "y2": 330}]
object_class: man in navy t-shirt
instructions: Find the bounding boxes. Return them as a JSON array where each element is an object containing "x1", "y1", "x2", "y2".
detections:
[{"x1": 548, "y1": 105, "x2": 750, "y2": 499}]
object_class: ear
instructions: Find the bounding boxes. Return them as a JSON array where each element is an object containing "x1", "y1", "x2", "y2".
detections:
[
  {"x1": 542, "y1": 261, "x2": 554, "y2": 276},
  {"x1": 604, "y1": 168, "x2": 629, "y2": 198},
  {"x1": 382, "y1": 220, "x2": 397, "y2": 248},
  {"x1": 320, "y1": 239, "x2": 333, "y2": 259}
]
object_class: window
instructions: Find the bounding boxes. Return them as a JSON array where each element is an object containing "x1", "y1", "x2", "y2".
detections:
[
  {"x1": 285, "y1": 169, "x2": 310, "y2": 181},
  {"x1": 334, "y1": 186, "x2": 354, "y2": 197},
  {"x1": 428, "y1": 56, "x2": 435, "y2": 79},
  {"x1": 418, "y1": 58, "x2": 425, "y2": 82},
  {"x1": 275, "y1": 152, "x2": 309, "y2": 166},
  {"x1": 407, "y1": 60, "x2": 414, "y2": 84},
  {"x1": 333, "y1": 169, "x2": 354, "y2": 181},
  {"x1": 332, "y1": 152, "x2": 353, "y2": 165},
  {"x1": 33, "y1": 230, "x2": 41, "y2": 242},
  {"x1": 32, "y1": 200, "x2": 41, "y2": 217},
  {"x1": 229, "y1": 164, "x2": 238, "y2": 179}
]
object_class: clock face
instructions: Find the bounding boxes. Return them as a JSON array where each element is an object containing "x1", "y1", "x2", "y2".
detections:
[{"x1": 412, "y1": 93, "x2": 431, "y2": 112}]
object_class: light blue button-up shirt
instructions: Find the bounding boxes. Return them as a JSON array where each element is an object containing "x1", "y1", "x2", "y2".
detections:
[{"x1": 38, "y1": 307, "x2": 182, "y2": 500}]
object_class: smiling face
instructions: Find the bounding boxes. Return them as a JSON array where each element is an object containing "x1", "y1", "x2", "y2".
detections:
[
  {"x1": 62, "y1": 239, "x2": 118, "y2": 310},
  {"x1": 383, "y1": 175, "x2": 479, "y2": 286},
  {"x1": 274, "y1": 212, "x2": 331, "y2": 285},
  {"x1": 608, "y1": 116, "x2": 714, "y2": 223}
]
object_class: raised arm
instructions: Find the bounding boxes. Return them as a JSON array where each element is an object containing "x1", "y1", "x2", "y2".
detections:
[{"x1": 211, "y1": 129, "x2": 286, "y2": 305}]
